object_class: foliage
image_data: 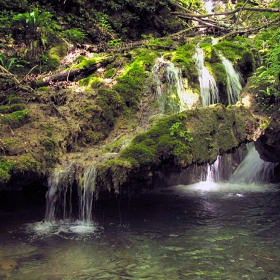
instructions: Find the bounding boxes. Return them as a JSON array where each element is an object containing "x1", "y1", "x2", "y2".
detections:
[
  {"x1": 0, "y1": 53, "x2": 23, "y2": 72},
  {"x1": 169, "y1": 121, "x2": 193, "y2": 142},
  {"x1": 12, "y1": 8, "x2": 59, "y2": 51},
  {"x1": 61, "y1": 28, "x2": 86, "y2": 43},
  {"x1": 255, "y1": 29, "x2": 280, "y2": 86}
]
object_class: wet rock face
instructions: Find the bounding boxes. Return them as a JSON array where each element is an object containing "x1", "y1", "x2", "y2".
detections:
[{"x1": 255, "y1": 121, "x2": 280, "y2": 163}]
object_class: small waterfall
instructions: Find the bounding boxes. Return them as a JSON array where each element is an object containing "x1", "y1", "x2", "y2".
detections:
[
  {"x1": 198, "y1": 143, "x2": 276, "y2": 186},
  {"x1": 152, "y1": 56, "x2": 190, "y2": 113},
  {"x1": 78, "y1": 165, "x2": 97, "y2": 224},
  {"x1": 45, "y1": 163, "x2": 96, "y2": 225},
  {"x1": 204, "y1": 155, "x2": 221, "y2": 183},
  {"x1": 45, "y1": 163, "x2": 75, "y2": 223},
  {"x1": 219, "y1": 54, "x2": 243, "y2": 105},
  {"x1": 193, "y1": 47, "x2": 219, "y2": 107},
  {"x1": 230, "y1": 143, "x2": 277, "y2": 184}
]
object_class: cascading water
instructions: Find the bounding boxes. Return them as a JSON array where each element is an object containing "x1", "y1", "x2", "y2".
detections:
[
  {"x1": 193, "y1": 47, "x2": 219, "y2": 107},
  {"x1": 45, "y1": 163, "x2": 75, "y2": 223},
  {"x1": 229, "y1": 143, "x2": 277, "y2": 184},
  {"x1": 199, "y1": 142, "x2": 277, "y2": 191},
  {"x1": 44, "y1": 162, "x2": 97, "y2": 232},
  {"x1": 78, "y1": 165, "x2": 97, "y2": 225},
  {"x1": 152, "y1": 56, "x2": 191, "y2": 113},
  {"x1": 204, "y1": 155, "x2": 221, "y2": 183},
  {"x1": 219, "y1": 54, "x2": 243, "y2": 105}
]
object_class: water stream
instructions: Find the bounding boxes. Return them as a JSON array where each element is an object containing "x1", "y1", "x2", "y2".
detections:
[{"x1": 193, "y1": 47, "x2": 219, "y2": 107}]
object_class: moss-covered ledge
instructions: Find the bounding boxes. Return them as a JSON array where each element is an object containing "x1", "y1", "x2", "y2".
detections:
[{"x1": 95, "y1": 103, "x2": 259, "y2": 195}]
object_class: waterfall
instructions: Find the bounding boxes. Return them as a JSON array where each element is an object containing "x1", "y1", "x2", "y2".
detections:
[
  {"x1": 45, "y1": 163, "x2": 75, "y2": 223},
  {"x1": 219, "y1": 54, "x2": 243, "y2": 105},
  {"x1": 193, "y1": 47, "x2": 219, "y2": 107},
  {"x1": 152, "y1": 56, "x2": 190, "y2": 113},
  {"x1": 78, "y1": 165, "x2": 97, "y2": 224},
  {"x1": 204, "y1": 155, "x2": 221, "y2": 183},
  {"x1": 44, "y1": 163, "x2": 96, "y2": 225},
  {"x1": 198, "y1": 143, "x2": 276, "y2": 186},
  {"x1": 229, "y1": 143, "x2": 277, "y2": 184}
]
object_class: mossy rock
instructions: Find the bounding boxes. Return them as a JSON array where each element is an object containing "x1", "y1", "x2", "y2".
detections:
[
  {"x1": 114, "y1": 49, "x2": 158, "y2": 111},
  {"x1": 171, "y1": 43, "x2": 199, "y2": 89}
]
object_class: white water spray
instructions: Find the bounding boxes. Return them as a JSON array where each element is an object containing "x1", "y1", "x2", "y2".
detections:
[{"x1": 193, "y1": 47, "x2": 219, "y2": 107}]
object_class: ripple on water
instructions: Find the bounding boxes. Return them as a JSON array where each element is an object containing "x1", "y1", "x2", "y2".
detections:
[{"x1": 24, "y1": 219, "x2": 101, "y2": 241}]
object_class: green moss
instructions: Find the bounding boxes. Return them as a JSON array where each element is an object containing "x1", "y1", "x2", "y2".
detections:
[
  {"x1": 48, "y1": 44, "x2": 68, "y2": 59},
  {"x1": 0, "y1": 160, "x2": 13, "y2": 184},
  {"x1": 78, "y1": 76, "x2": 103, "y2": 88},
  {"x1": 0, "y1": 109, "x2": 28, "y2": 127},
  {"x1": 41, "y1": 138, "x2": 56, "y2": 151},
  {"x1": 6, "y1": 94, "x2": 24, "y2": 104},
  {"x1": 102, "y1": 135, "x2": 131, "y2": 153},
  {"x1": 13, "y1": 155, "x2": 41, "y2": 173},
  {"x1": 37, "y1": 86, "x2": 50, "y2": 91},
  {"x1": 104, "y1": 68, "x2": 116, "y2": 78},
  {"x1": 96, "y1": 87, "x2": 124, "y2": 124},
  {"x1": 171, "y1": 43, "x2": 198, "y2": 89},
  {"x1": 114, "y1": 49, "x2": 158, "y2": 111},
  {"x1": 0, "y1": 103, "x2": 25, "y2": 113},
  {"x1": 120, "y1": 114, "x2": 193, "y2": 167}
]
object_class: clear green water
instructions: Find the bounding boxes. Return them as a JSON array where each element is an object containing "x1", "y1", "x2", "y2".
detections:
[{"x1": 1, "y1": 182, "x2": 280, "y2": 279}]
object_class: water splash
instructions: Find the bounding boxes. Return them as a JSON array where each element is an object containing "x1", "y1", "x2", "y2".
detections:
[
  {"x1": 152, "y1": 56, "x2": 191, "y2": 113},
  {"x1": 219, "y1": 54, "x2": 243, "y2": 104},
  {"x1": 193, "y1": 47, "x2": 219, "y2": 107}
]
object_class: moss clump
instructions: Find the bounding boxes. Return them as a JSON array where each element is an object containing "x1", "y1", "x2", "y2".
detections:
[
  {"x1": 120, "y1": 114, "x2": 193, "y2": 167},
  {"x1": 0, "y1": 109, "x2": 28, "y2": 128},
  {"x1": 78, "y1": 76, "x2": 103, "y2": 88},
  {"x1": 41, "y1": 138, "x2": 56, "y2": 151},
  {"x1": 0, "y1": 161, "x2": 13, "y2": 184},
  {"x1": 96, "y1": 87, "x2": 125, "y2": 125},
  {"x1": 78, "y1": 87, "x2": 125, "y2": 145}
]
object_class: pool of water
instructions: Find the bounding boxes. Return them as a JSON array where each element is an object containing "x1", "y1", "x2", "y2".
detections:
[{"x1": 1, "y1": 182, "x2": 280, "y2": 279}]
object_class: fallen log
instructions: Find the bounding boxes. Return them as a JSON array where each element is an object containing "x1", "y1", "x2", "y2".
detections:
[{"x1": 36, "y1": 58, "x2": 113, "y2": 87}]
